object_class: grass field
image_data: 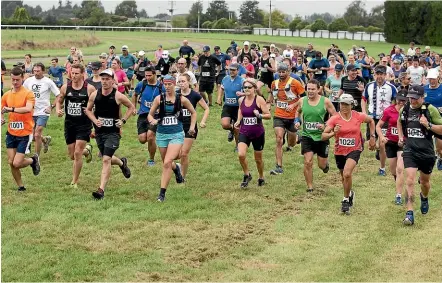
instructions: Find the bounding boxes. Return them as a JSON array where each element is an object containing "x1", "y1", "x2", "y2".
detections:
[{"x1": 2, "y1": 30, "x2": 442, "y2": 281}]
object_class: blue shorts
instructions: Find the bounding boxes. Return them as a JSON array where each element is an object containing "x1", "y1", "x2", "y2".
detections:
[
  {"x1": 33, "y1": 115, "x2": 49, "y2": 127},
  {"x1": 156, "y1": 131, "x2": 184, "y2": 148},
  {"x1": 6, "y1": 132, "x2": 31, "y2": 154}
]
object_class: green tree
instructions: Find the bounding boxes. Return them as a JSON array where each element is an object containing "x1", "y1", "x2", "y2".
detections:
[
  {"x1": 239, "y1": 0, "x2": 263, "y2": 26},
  {"x1": 348, "y1": 25, "x2": 365, "y2": 33},
  {"x1": 206, "y1": 0, "x2": 229, "y2": 22},
  {"x1": 138, "y1": 9, "x2": 148, "y2": 18},
  {"x1": 172, "y1": 16, "x2": 188, "y2": 28},
  {"x1": 213, "y1": 17, "x2": 234, "y2": 29},
  {"x1": 310, "y1": 19, "x2": 327, "y2": 32},
  {"x1": 423, "y1": 2, "x2": 442, "y2": 45},
  {"x1": 114, "y1": 0, "x2": 138, "y2": 18},
  {"x1": 263, "y1": 9, "x2": 288, "y2": 29},
  {"x1": 12, "y1": 6, "x2": 30, "y2": 22},
  {"x1": 365, "y1": 25, "x2": 383, "y2": 34},
  {"x1": 328, "y1": 18, "x2": 349, "y2": 32},
  {"x1": 296, "y1": 21, "x2": 309, "y2": 30},
  {"x1": 75, "y1": 0, "x2": 105, "y2": 20},
  {"x1": 288, "y1": 17, "x2": 302, "y2": 32},
  {"x1": 369, "y1": 4, "x2": 384, "y2": 29},
  {"x1": 383, "y1": 1, "x2": 413, "y2": 44},
  {"x1": 343, "y1": 0, "x2": 368, "y2": 26},
  {"x1": 202, "y1": 20, "x2": 212, "y2": 29},
  {"x1": 2, "y1": 1, "x2": 23, "y2": 18},
  {"x1": 186, "y1": 1, "x2": 205, "y2": 28}
]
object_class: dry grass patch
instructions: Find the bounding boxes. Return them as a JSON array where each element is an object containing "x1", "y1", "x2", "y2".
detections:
[{"x1": 1, "y1": 34, "x2": 100, "y2": 51}]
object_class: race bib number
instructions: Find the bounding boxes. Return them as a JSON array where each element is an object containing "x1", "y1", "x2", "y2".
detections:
[
  {"x1": 315, "y1": 70, "x2": 322, "y2": 75},
  {"x1": 9, "y1": 121, "x2": 24, "y2": 130},
  {"x1": 182, "y1": 109, "x2": 191, "y2": 117},
  {"x1": 225, "y1": 98, "x2": 237, "y2": 104},
  {"x1": 381, "y1": 128, "x2": 387, "y2": 136},
  {"x1": 194, "y1": 72, "x2": 200, "y2": 76},
  {"x1": 139, "y1": 67, "x2": 146, "y2": 72},
  {"x1": 276, "y1": 101, "x2": 288, "y2": 109},
  {"x1": 339, "y1": 137, "x2": 356, "y2": 147},
  {"x1": 243, "y1": 117, "x2": 257, "y2": 125},
  {"x1": 261, "y1": 67, "x2": 268, "y2": 73},
  {"x1": 305, "y1": 122, "x2": 319, "y2": 130},
  {"x1": 144, "y1": 101, "x2": 152, "y2": 108},
  {"x1": 407, "y1": 128, "x2": 424, "y2": 138},
  {"x1": 297, "y1": 70, "x2": 302, "y2": 76},
  {"x1": 53, "y1": 77, "x2": 60, "y2": 82},
  {"x1": 162, "y1": 116, "x2": 178, "y2": 126},
  {"x1": 99, "y1": 117, "x2": 114, "y2": 127},
  {"x1": 332, "y1": 90, "x2": 339, "y2": 96},
  {"x1": 202, "y1": 72, "x2": 210, "y2": 77},
  {"x1": 67, "y1": 102, "x2": 82, "y2": 116},
  {"x1": 391, "y1": 127, "x2": 398, "y2": 136}
]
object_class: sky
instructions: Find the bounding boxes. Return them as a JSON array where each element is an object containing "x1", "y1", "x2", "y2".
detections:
[{"x1": 23, "y1": 0, "x2": 384, "y2": 17}]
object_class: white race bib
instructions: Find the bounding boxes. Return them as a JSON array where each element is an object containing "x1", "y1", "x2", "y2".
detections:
[
  {"x1": 99, "y1": 117, "x2": 114, "y2": 127},
  {"x1": 67, "y1": 107, "x2": 82, "y2": 116},
  {"x1": 144, "y1": 101, "x2": 152, "y2": 108},
  {"x1": 391, "y1": 127, "x2": 398, "y2": 136},
  {"x1": 53, "y1": 77, "x2": 60, "y2": 82},
  {"x1": 243, "y1": 117, "x2": 257, "y2": 125},
  {"x1": 315, "y1": 70, "x2": 323, "y2": 75},
  {"x1": 182, "y1": 109, "x2": 191, "y2": 117},
  {"x1": 305, "y1": 122, "x2": 319, "y2": 130},
  {"x1": 123, "y1": 68, "x2": 128, "y2": 72},
  {"x1": 225, "y1": 97, "x2": 237, "y2": 104},
  {"x1": 381, "y1": 128, "x2": 387, "y2": 136},
  {"x1": 339, "y1": 137, "x2": 356, "y2": 147},
  {"x1": 276, "y1": 101, "x2": 288, "y2": 109},
  {"x1": 407, "y1": 128, "x2": 424, "y2": 138},
  {"x1": 438, "y1": 107, "x2": 442, "y2": 114},
  {"x1": 139, "y1": 67, "x2": 146, "y2": 72},
  {"x1": 261, "y1": 67, "x2": 268, "y2": 73},
  {"x1": 332, "y1": 90, "x2": 339, "y2": 96},
  {"x1": 9, "y1": 121, "x2": 24, "y2": 130},
  {"x1": 162, "y1": 116, "x2": 178, "y2": 126},
  {"x1": 202, "y1": 72, "x2": 210, "y2": 77}
]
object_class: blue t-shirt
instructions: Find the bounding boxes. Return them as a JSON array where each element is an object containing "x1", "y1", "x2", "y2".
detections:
[
  {"x1": 226, "y1": 65, "x2": 247, "y2": 77},
  {"x1": 135, "y1": 81, "x2": 165, "y2": 114},
  {"x1": 215, "y1": 53, "x2": 231, "y2": 74},
  {"x1": 308, "y1": 58, "x2": 330, "y2": 81},
  {"x1": 424, "y1": 84, "x2": 442, "y2": 108},
  {"x1": 120, "y1": 54, "x2": 137, "y2": 74},
  {"x1": 48, "y1": 66, "x2": 66, "y2": 86},
  {"x1": 221, "y1": 75, "x2": 245, "y2": 106}
]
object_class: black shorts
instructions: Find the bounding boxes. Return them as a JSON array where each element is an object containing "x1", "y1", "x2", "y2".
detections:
[
  {"x1": 221, "y1": 105, "x2": 239, "y2": 122},
  {"x1": 96, "y1": 132, "x2": 121, "y2": 157},
  {"x1": 301, "y1": 136, "x2": 330, "y2": 158},
  {"x1": 273, "y1": 117, "x2": 296, "y2": 132},
  {"x1": 366, "y1": 118, "x2": 386, "y2": 140},
  {"x1": 199, "y1": 80, "x2": 215, "y2": 94},
  {"x1": 137, "y1": 113, "x2": 157, "y2": 135},
  {"x1": 335, "y1": 150, "x2": 362, "y2": 170},
  {"x1": 216, "y1": 74, "x2": 226, "y2": 85},
  {"x1": 259, "y1": 75, "x2": 273, "y2": 89},
  {"x1": 403, "y1": 151, "x2": 436, "y2": 175},
  {"x1": 238, "y1": 132, "x2": 265, "y2": 151},
  {"x1": 183, "y1": 124, "x2": 198, "y2": 139},
  {"x1": 353, "y1": 101, "x2": 362, "y2": 112},
  {"x1": 64, "y1": 123, "x2": 91, "y2": 145},
  {"x1": 385, "y1": 141, "x2": 403, "y2": 159},
  {"x1": 5, "y1": 132, "x2": 31, "y2": 154}
]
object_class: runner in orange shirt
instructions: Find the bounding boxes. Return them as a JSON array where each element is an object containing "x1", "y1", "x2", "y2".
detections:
[
  {"x1": 267, "y1": 63, "x2": 305, "y2": 175},
  {"x1": 1, "y1": 67, "x2": 40, "y2": 192}
]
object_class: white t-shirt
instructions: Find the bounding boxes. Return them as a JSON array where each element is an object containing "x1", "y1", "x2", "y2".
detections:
[
  {"x1": 23, "y1": 76, "x2": 60, "y2": 116},
  {"x1": 386, "y1": 66, "x2": 395, "y2": 77},
  {"x1": 176, "y1": 70, "x2": 198, "y2": 86},
  {"x1": 364, "y1": 81, "x2": 398, "y2": 119},
  {"x1": 407, "y1": 48, "x2": 416, "y2": 56},
  {"x1": 407, "y1": 66, "x2": 425, "y2": 85}
]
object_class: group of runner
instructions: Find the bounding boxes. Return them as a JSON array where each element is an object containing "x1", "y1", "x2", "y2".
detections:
[{"x1": 2, "y1": 39, "x2": 442, "y2": 225}]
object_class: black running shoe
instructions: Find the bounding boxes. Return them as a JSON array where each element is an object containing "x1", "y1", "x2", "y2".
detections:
[
  {"x1": 240, "y1": 173, "x2": 252, "y2": 188},
  {"x1": 174, "y1": 163, "x2": 184, "y2": 183},
  {"x1": 341, "y1": 200, "x2": 351, "y2": 214},
  {"x1": 349, "y1": 190, "x2": 355, "y2": 207},
  {"x1": 227, "y1": 130, "x2": 234, "y2": 142},
  {"x1": 30, "y1": 154, "x2": 40, "y2": 176},
  {"x1": 17, "y1": 187, "x2": 26, "y2": 192},
  {"x1": 157, "y1": 194, "x2": 165, "y2": 202},
  {"x1": 306, "y1": 188, "x2": 314, "y2": 193},
  {"x1": 92, "y1": 188, "x2": 104, "y2": 200},
  {"x1": 258, "y1": 178, "x2": 265, "y2": 186},
  {"x1": 322, "y1": 163, "x2": 330, "y2": 173},
  {"x1": 119, "y1": 157, "x2": 131, "y2": 179}
]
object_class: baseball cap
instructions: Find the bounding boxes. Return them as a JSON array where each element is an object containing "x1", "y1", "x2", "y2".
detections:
[
  {"x1": 277, "y1": 63, "x2": 289, "y2": 72},
  {"x1": 202, "y1": 45, "x2": 210, "y2": 52},
  {"x1": 91, "y1": 61, "x2": 101, "y2": 70},
  {"x1": 270, "y1": 44, "x2": 276, "y2": 48},
  {"x1": 406, "y1": 85, "x2": 425, "y2": 99},
  {"x1": 270, "y1": 53, "x2": 276, "y2": 58},
  {"x1": 375, "y1": 65, "x2": 387, "y2": 74},
  {"x1": 358, "y1": 48, "x2": 366, "y2": 52},
  {"x1": 99, "y1": 52, "x2": 107, "y2": 59},
  {"x1": 378, "y1": 53, "x2": 385, "y2": 58},
  {"x1": 335, "y1": 64, "x2": 343, "y2": 71},
  {"x1": 396, "y1": 90, "x2": 408, "y2": 101},
  {"x1": 412, "y1": 55, "x2": 419, "y2": 61},
  {"x1": 100, "y1": 69, "x2": 114, "y2": 77},
  {"x1": 138, "y1": 50, "x2": 145, "y2": 57},
  {"x1": 109, "y1": 45, "x2": 115, "y2": 49},
  {"x1": 228, "y1": 63, "x2": 239, "y2": 70},
  {"x1": 393, "y1": 59, "x2": 401, "y2": 64},
  {"x1": 338, "y1": 94, "x2": 354, "y2": 105},
  {"x1": 425, "y1": 46, "x2": 431, "y2": 50},
  {"x1": 427, "y1": 68, "x2": 439, "y2": 79},
  {"x1": 13, "y1": 62, "x2": 25, "y2": 67},
  {"x1": 283, "y1": 50, "x2": 291, "y2": 58},
  {"x1": 122, "y1": 45, "x2": 129, "y2": 51},
  {"x1": 162, "y1": 50, "x2": 169, "y2": 58},
  {"x1": 244, "y1": 41, "x2": 250, "y2": 46},
  {"x1": 214, "y1": 46, "x2": 220, "y2": 50},
  {"x1": 346, "y1": 64, "x2": 357, "y2": 71}
]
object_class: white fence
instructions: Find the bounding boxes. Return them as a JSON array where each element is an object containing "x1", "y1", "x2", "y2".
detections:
[{"x1": 253, "y1": 28, "x2": 385, "y2": 42}]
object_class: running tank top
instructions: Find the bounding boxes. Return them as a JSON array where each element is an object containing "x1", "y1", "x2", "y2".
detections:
[
  {"x1": 357, "y1": 57, "x2": 370, "y2": 77},
  {"x1": 239, "y1": 96, "x2": 264, "y2": 139},
  {"x1": 240, "y1": 49, "x2": 252, "y2": 62},
  {"x1": 85, "y1": 77, "x2": 102, "y2": 90},
  {"x1": 260, "y1": 56, "x2": 273, "y2": 81},
  {"x1": 294, "y1": 63, "x2": 306, "y2": 82},
  {"x1": 65, "y1": 81, "x2": 91, "y2": 128},
  {"x1": 301, "y1": 96, "x2": 327, "y2": 141},
  {"x1": 181, "y1": 90, "x2": 202, "y2": 127},
  {"x1": 157, "y1": 94, "x2": 184, "y2": 134},
  {"x1": 93, "y1": 88, "x2": 120, "y2": 134}
]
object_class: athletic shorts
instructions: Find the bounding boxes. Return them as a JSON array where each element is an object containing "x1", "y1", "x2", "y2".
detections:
[
  {"x1": 199, "y1": 80, "x2": 215, "y2": 94},
  {"x1": 335, "y1": 150, "x2": 362, "y2": 170},
  {"x1": 183, "y1": 124, "x2": 198, "y2": 139},
  {"x1": 33, "y1": 115, "x2": 49, "y2": 128},
  {"x1": 273, "y1": 117, "x2": 296, "y2": 133},
  {"x1": 64, "y1": 123, "x2": 91, "y2": 145},
  {"x1": 96, "y1": 132, "x2": 120, "y2": 157},
  {"x1": 221, "y1": 105, "x2": 239, "y2": 122},
  {"x1": 353, "y1": 101, "x2": 362, "y2": 112},
  {"x1": 259, "y1": 75, "x2": 273, "y2": 89},
  {"x1": 216, "y1": 74, "x2": 226, "y2": 85},
  {"x1": 5, "y1": 132, "x2": 31, "y2": 154},
  {"x1": 137, "y1": 113, "x2": 157, "y2": 135},
  {"x1": 238, "y1": 132, "x2": 265, "y2": 151},
  {"x1": 366, "y1": 118, "x2": 386, "y2": 140},
  {"x1": 156, "y1": 131, "x2": 184, "y2": 148},
  {"x1": 301, "y1": 136, "x2": 330, "y2": 158},
  {"x1": 403, "y1": 151, "x2": 436, "y2": 175},
  {"x1": 385, "y1": 141, "x2": 403, "y2": 159}
]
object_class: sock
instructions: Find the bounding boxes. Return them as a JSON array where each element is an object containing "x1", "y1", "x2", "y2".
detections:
[
  {"x1": 172, "y1": 163, "x2": 178, "y2": 173},
  {"x1": 406, "y1": 210, "x2": 413, "y2": 215},
  {"x1": 420, "y1": 193, "x2": 428, "y2": 201},
  {"x1": 160, "y1": 188, "x2": 166, "y2": 196},
  {"x1": 343, "y1": 197, "x2": 349, "y2": 202},
  {"x1": 380, "y1": 167, "x2": 385, "y2": 171},
  {"x1": 396, "y1": 193, "x2": 401, "y2": 197}
]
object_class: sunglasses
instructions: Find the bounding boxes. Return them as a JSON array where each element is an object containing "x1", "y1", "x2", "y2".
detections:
[{"x1": 243, "y1": 86, "x2": 253, "y2": 89}]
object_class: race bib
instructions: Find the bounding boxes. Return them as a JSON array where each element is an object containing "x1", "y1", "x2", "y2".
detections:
[
  {"x1": 194, "y1": 72, "x2": 200, "y2": 76},
  {"x1": 391, "y1": 127, "x2": 398, "y2": 136},
  {"x1": 202, "y1": 72, "x2": 210, "y2": 77},
  {"x1": 53, "y1": 77, "x2": 60, "y2": 82},
  {"x1": 332, "y1": 90, "x2": 339, "y2": 96},
  {"x1": 225, "y1": 97, "x2": 237, "y2": 104},
  {"x1": 338, "y1": 137, "x2": 356, "y2": 147},
  {"x1": 276, "y1": 101, "x2": 288, "y2": 109},
  {"x1": 407, "y1": 128, "x2": 424, "y2": 138},
  {"x1": 99, "y1": 117, "x2": 114, "y2": 127},
  {"x1": 261, "y1": 67, "x2": 268, "y2": 73},
  {"x1": 438, "y1": 107, "x2": 442, "y2": 114},
  {"x1": 243, "y1": 117, "x2": 257, "y2": 125},
  {"x1": 305, "y1": 122, "x2": 319, "y2": 130},
  {"x1": 162, "y1": 116, "x2": 178, "y2": 126},
  {"x1": 315, "y1": 70, "x2": 323, "y2": 75},
  {"x1": 297, "y1": 70, "x2": 302, "y2": 76},
  {"x1": 182, "y1": 109, "x2": 191, "y2": 117},
  {"x1": 139, "y1": 67, "x2": 146, "y2": 72},
  {"x1": 9, "y1": 121, "x2": 24, "y2": 130},
  {"x1": 381, "y1": 128, "x2": 387, "y2": 136},
  {"x1": 123, "y1": 68, "x2": 128, "y2": 72},
  {"x1": 67, "y1": 102, "x2": 82, "y2": 116},
  {"x1": 144, "y1": 101, "x2": 152, "y2": 108}
]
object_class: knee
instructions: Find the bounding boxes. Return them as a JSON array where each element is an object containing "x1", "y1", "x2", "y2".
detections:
[
  {"x1": 69, "y1": 152, "x2": 75, "y2": 160},
  {"x1": 406, "y1": 175, "x2": 415, "y2": 185},
  {"x1": 34, "y1": 130, "x2": 42, "y2": 139},
  {"x1": 238, "y1": 152, "x2": 247, "y2": 160},
  {"x1": 181, "y1": 150, "x2": 189, "y2": 159},
  {"x1": 396, "y1": 166, "x2": 404, "y2": 175},
  {"x1": 275, "y1": 136, "x2": 283, "y2": 146},
  {"x1": 146, "y1": 134, "x2": 155, "y2": 143},
  {"x1": 12, "y1": 160, "x2": 21, "y2": 168},
  {"x1": 304, "y1": 159, "x2": 313, "y2": 169},
  {"x1": 102, "y1": 156, "x2": 112, "y2": 164},
  {"x1": 343, "y1": 171, "x2": 352, "y2": 180},
  {"x1": 138, "y1": 136, "x2": 147, "y2": 144},
  {"x1": 163, "y1": 160, "x2": 173, "y2": 170},
  {"x1": 74, "y1": 150, "x2": 83, "y2": 160},
  {"x1": 221, "y1": 122, "x2": 231, "y2": 130}
]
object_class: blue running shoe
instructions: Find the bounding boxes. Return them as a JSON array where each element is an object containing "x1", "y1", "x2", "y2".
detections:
[
  {"x1": 270, "y1": 165, "x2": 284, "y2": 175},
  {"x1": 147, "y1": 159, "x2": 155, "y2": 167},
  {"x1": 437, "y1": 158, "x2": 442, "y2": 171},
  {"x1": 378, "y1": 168, "x2": 386, "y2": 176},
  {"x1": 420, "y1": 192, "x2": 429, "y2": 214},
  {"x1": 403, "y1": 211, "x2": 414, "y2": 225},
  {"x1": 395, "y1": 195, "x2": 402, "y2": 205}
]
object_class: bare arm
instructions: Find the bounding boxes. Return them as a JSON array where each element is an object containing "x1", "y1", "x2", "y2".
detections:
[
  {"x1": 197, "y1": 98, "x2": 209, "y2": 127},
  {"x1": 325, "y1": 98, "x2": 337, "y2": 116},
  {"x1": 56, "y1": 84, "x2": 67, "y2": 117},
  {"x1": 234, "y1": 98, "x2": 244, "y2": 127},
  {"x1": 148, "y1": 96, "x2": 161, "y2": 124},
  {"x1": 257, "y1": 96, "x2": 271, "y2": 119},
  {"x1": 85, "y1": 91, "x2": 99, "y2": 125},
  {"x1": 116, "y1": 91, "x2": 135, "y2": 123},
  {"x1": 322, "y1": 124, "x2": 335, "y2": 141}
]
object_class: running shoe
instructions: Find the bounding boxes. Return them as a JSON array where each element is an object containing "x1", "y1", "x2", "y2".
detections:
[
  {"x1": 85, "y1": 144, "x2": 93, "y2": 163},
  {"x1": 349, "y1": 190, "x2": 355, "y2": 207},
  {"x1": 420, "y1": 192, "x2": 429, "y2": 214},
  {"x1": 157, "y1": 194, "x2": 165, "y2": 202},
  {"x1": 30, "y1": 154, "x2": 40, "y2": 176},
  {"x1": 92, "y1": 188, "x2": 104, "y2": 200},
  {"x1": 341, "y1": 200, "x2": 351, "y2": 214},
  {"x1": 174, "y1": 163, "x2": 184, "y2": 183},
  {"x1": 403, "y1": 211, "x2": 414, "y2": 225},
  {"x1": 437, "y1": 158, "x2": 442, "y2": 171},
  {"x1": 375, "y1": 150, "x2": 380, "y2": 161},
  {"x1": 322, "y1": 162, "x2": 330, "y2": 173},
  {"x1": 258, "y1": 178, "x2": 265, "y2": 186},
  {"x1": 240, "y1": 173, "x2": 252, "y2": 188},
  {"x1": 306, "y1": 188, "x2": 314, "y2": 193},
  {"x1": 43, "y1": 136, "x2": 51, "y2": 153},
  {"x1": 147, "y1": 159, "x2": 155, "y2": 167},
  {"x1": 70, "y1": 182, "x2": 78, "y2": 189},
  {"x1": 378, "y1": 168, "x2": 386, "y2": 176},
  {"x1": 395, "y1": 195, "x2": 402, "y2": 205},
  {"x1": 227, "y1": 130, "x2": 234, "y2": 142},
  {"x1": 270, "y1": 165, "x2": 283, "y2": 175},
  {"x1": 17, "y1": 186, "x2": 26, "y2": 192},
  {"x1": 285, "y1": 146, "x2": 293, "y2": 152},
  {"x1": 119, "y1": 157, "x2": 131, "y2": 179}
]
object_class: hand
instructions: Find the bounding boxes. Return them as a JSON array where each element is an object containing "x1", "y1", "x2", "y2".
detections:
[
  {"x1": 294, "y1": 122, "x2": 300, "y2": 130},
  {"x1": 188, "y1": 128, "x2": 196, "y2": 136},
  {"x1": 333, "y1": 124, "x2": 341, "y2": 133},
  {"x1": 369, "y1": 136, "x2": 376, "y2": 150},
  {"x1": 253, "y1": 109, "x2": 260, "y2": 117},
  {"x1": 57, "y1": 109, "x2": 64, "y2": 117},
  {"x1": 234, "y1": 121, "x2": 240, "y2": 129},
  {"x1": 236, "y1": 91, "x2": 245, "y2": 97},
  {"x1": 316, "y1": 123, "x2": 325, "y2": 131},
  {"x1": 398, "y1": 138, "x2": 404, "y2": 147},
  {"x1": 285, "y1": 104, "x2": 295, "y2": 112},
  {"x1": 115, "y1": 119, "x2": 123, "y2": 128},
  {"x1": 150, "y1": 119, "x2": 158, "y2": 126},
  {"x1": 94, "y1": 119, "x2": 103, "y2": 128},
  {"x1": 200, "y1": 121, "x2": 206, "y2": 128},
  {"x1": 1, "y1": 107, "x2": 12, "y2": 114},
  {"x1": 380, "y1": 136, "x2": 388, "y2": 145},
  {"x1": 419, "y1": 115, "x2": 429, "y2": 128},
  {"x1": 133, "y1": 109, "x2": 137, "y2": 116},
  {"x1": 357, "y1": 82, "x2": 365, "y2": 92},
  {"x1": 44, "y1": 106, "x2": 52, "y2": 114}
]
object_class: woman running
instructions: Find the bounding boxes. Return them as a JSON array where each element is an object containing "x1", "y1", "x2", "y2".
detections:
[
  {"x1": 178, "y1": 73, "x2": 209, "y2": 181},
  {"x1": 322, "y1": 93, "x2": 376, "y2": 214},
  {"x1": 234, "y1": 79, "x2": 271, "y2": 188},
  {"x1": 111, "y1": 58, "x2": 130, "y2": 94},
  {"x1": 148, "y1": 75, "x2": 197, "y2": 202},
  {"x1": 376, "y1": 90, "x2": 407, "y2": 205}
]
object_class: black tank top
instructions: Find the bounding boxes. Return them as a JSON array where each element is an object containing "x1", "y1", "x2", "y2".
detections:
[
  {"x1": 94, "y1": 88, "x2": 120, "y2": 134},
  {"x1": 240, "y1": 49, "x2": 252, "y2": 63},
  {"x1": 260, "y1": 56, "x2": 273, "y2": 80},
  {"x1": 86, "y1": 77, "x2": 102, "y2": 90},
  {"x1": 65, "y1": 81, "x2": 91, "y2": 128}
]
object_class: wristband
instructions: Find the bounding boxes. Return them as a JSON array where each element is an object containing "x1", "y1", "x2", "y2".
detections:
[
  {"x1": 258, "y1": 114, "x2": 263, "y2": 119},
  {"x1": 12, "y1": 107, "x2": 15, "y2": 113},
  {"x1": 122, "y1": 119, "x2": 126, "y2": 124},
  {"x1": 294, "y1": 118, "x2": 301, "y2": 124}
]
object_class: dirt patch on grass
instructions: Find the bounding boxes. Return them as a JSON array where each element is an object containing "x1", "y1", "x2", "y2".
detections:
[{"x1": 1, "y1": 35, "x2": 101, "y2": 51}]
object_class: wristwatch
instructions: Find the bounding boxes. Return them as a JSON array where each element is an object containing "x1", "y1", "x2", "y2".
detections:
[
  {"x1": 428, "y1": 123, "x2": 432, "y2": 130},
  {"x1": 370, "y1": 134, "x2": 376, "y2": 138},
  {"x1": 122, "y1": 119, "x2": 126, "y2": 124}
]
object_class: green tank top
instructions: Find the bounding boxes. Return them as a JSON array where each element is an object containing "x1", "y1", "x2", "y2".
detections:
[{"x1": 301, "y1": 96, "x2": 327, "y2": 141}]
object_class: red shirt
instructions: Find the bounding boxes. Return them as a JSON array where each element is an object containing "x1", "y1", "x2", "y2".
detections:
[
  {"x1": 327, "y1": 110, "x2": 367, "y2": 155},
  {"x1": 243, "y1": 63, "x2": 255, "y2": 78},
  {"x1": 380, "y1": 105, "x2": 400, "y2": 143}
]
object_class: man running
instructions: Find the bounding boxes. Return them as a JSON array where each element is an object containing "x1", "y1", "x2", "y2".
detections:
[
  {"x1": 85, "y1": 69, "x2": 135, "y2": 199},
  {"x1": 23, "y1": 63, "x2": 60, "y2": 156},
  {"x1": 296, "y1": 79, "x2": 336, "y2": 192},
  {"x1": 267, "y1": 63, "x2": 305, "y2": 175},
  {"x1": 134, "y1": 51, "x2": 151, "y2": 83},
  {"x1": 156, "y1": 50, "x2": 175, "y2": 77},
  {"x1": 397, "y1": 85, "x2": 442, "y2": 225},
  {"x1": 120, "y1": 45, "x2": 137, "y2": 94},
  {"x1": 56, "y1": 63, "x2": 94, "y2": 188},
  {"x1": 176, "y1": 58, "x2": 198, "y2": 91},
  {"x1": 257, "y1": 46, "x2": 276, "y2": 95},
  {"x1": 198, "y1": 46, "x2": 221, "y2": 106},
  {"x1": 48, "y1": 58, "x2": 66, "y2": 88},
  {"x1": 178, "y1": 40, "x2": 195, "y2": 68},
  {"x1": 1, "y1": 67, "x2": 40, "y2": 191},
  {"x1": 339, "y1": 64, "x2": 366, "y2": 112},
  {"x1": 214, "y1": 46, "x2": 231, "y2": 101}
]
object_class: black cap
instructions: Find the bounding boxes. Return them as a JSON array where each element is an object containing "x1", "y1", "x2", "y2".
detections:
[
  {"x1": 412, "y1": 55, "x2": 419, "y2": 61},
  {"x1": 375, "y1": 65, "x2": 387, "y2": 74},
  {"x1": 214, "y1": 46, "x2": 220, "y2": 50},
  {"x1": 91, "y1": 61, "x2": 101, "y2": 70},
  {"x1": 346, "y1": 64, "x2": 357, "y2": 71},
  {"x1": 378, "y1": 53, "x2": 385, "y2": 58},
  {"x1": 335, "y1": 64, "x2": 343, "y2": 71},
  {"x1": 396, "y1": 89, "x2": 408, "y2": 101},
  {"x1": 109, "y1": 45, "x2": 115, "y2": 49},
  {"x1": 406, "y1": 85, "x2": 425, "y2": 99}
]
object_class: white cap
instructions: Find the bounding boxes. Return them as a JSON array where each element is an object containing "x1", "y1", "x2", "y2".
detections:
[
  {"x1": 122, "y1": 45, "x2": 129, "y2": 50},
  {"x1": 100, "y1": 69, "x2": 114, "y2": 77},
  {"x1": 270, "y1": 53, "x2": 276, "y2": 58},
  {"x1": 270, "y1": 44, "x2": 276, "y2": 48},
  {"x1": 162, "y1": 50, "x2": 169, "y2": 58},
  {"x1": 138, "y1": 50, "x2": 145, "y2": 57},
  {"x1": 244, "y1": 41, "x2": 250, "y2": 46},
  {"x1": 338, "y1": 93, "x2": 354, "y2": 105},
  {"x1": 427, "y1": 68, "x2": 439, "y2": 79},
  {"x1": 425, "y1": 46, "x2": 431, "y2": 50},
  {"x1": 358, "y1": 48, "x2": 366, "y2": 52}
]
